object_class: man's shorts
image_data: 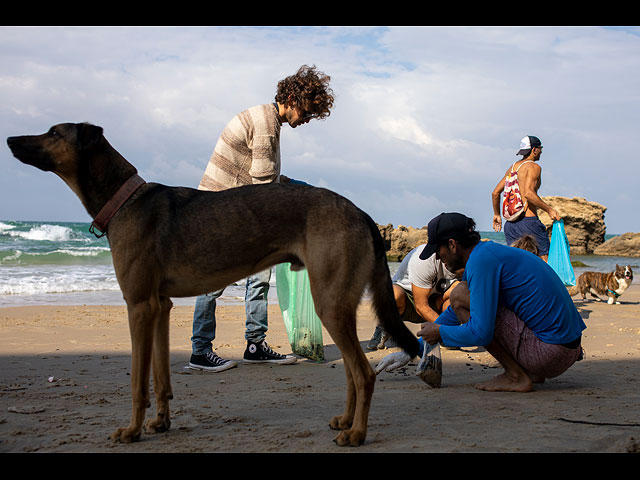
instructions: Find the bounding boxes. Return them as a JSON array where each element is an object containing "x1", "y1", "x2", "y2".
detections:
[
  {"x1": 494, "y1": 306, "x2": 582, "y2": 379},
  {"x1": 398, "y1": 284, "x2": 457, "y2": 324},
  {"x1": 398, "y1": 290, "x2": 423, "y2": 324},
  {"x1": 503, "y1": 215, "x2": 550, "y2": 256}
]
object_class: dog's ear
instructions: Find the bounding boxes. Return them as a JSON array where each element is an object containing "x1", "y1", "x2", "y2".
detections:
[{"x1": 76, "y1": 123, "x2": 104, "y2": 150}]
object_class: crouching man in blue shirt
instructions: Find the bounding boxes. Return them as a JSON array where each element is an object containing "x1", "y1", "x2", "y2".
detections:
[{"x1": 377, "y1": 212, "x2": 586, "y2": 392}]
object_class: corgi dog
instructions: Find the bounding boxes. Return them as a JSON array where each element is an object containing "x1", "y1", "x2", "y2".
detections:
[{"x1": 569, "y1": 264, "x2": 633, "y2": 305}]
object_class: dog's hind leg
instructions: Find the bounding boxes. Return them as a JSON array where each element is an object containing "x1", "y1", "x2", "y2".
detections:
[
  {"x1": 110, "y1": 299, "x2": 158, "y2": 443},
  {"x1": 315, "y1": 300, "x2": 374, "y2": 446},
  {"x1": 144, "y1": 296, "x2": 174, "y2": 435},
  {"x1": 328, "y1": 322, "x2": 375, "y2": 447}
]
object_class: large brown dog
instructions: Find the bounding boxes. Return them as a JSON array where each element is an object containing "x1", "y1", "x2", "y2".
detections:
[
  {"x1": 6, "y1": 122, "x2": 419, "y2": 447},
  {"x1": 568, "y1": 264, "x2": 633, "y2": 305}
]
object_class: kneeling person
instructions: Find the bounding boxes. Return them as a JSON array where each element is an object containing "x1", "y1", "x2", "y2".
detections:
[
  {"x1": 367, "y1": 244, "x2": 460, "y2": 350},
  {"x1": 379, "y1": 213, "x2": 586, "y2": 392}
]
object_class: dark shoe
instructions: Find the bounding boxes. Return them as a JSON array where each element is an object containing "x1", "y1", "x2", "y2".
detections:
[
  {"x1": 367, "y1": 325, "x2": 386, "y2": 350},
  {"x1": 188, "y1": 352, "x2": 238, "y2": 372},
  {"x1": 382, "y1": 331, "x2": 398, "y2": 349},
  {"x1": 243, "y1": 340, "x2": 297, "y2": 365}
]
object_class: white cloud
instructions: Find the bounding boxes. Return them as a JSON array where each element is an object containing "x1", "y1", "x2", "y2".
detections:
[{"x1": 1, "y1": 26, "x2": 638, "y2": 234}]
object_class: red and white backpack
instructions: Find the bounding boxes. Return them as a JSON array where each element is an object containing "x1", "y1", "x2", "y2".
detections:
[{"x1": 502, "y1": 160, "x2": 532, "y2": 221}]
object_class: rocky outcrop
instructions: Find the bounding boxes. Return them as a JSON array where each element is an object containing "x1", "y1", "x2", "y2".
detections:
[
  {"x1": 538, "y1": 196, "x2": 607, "y2": 255},
  {"x1": 377, "y1": 195, "x2": 610, "y2": 259},
  {"x1": 377, "y1": 224, "x2": 429, "y2": 261},
  {"x1": 593, "y1": 232, "x2": 640, "y2": 257}
]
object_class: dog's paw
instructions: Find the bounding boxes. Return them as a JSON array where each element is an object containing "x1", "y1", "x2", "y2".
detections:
[
  {"x1": 329, "y1": 415, "x2": 352, "y2": 431},
  {"x1": 144, "y1": 417, "x2": 171, "y2": 434},
  {"x1": 333, "y1": 428, "x2": 366, "y2": 447},
  {"x1": 110, "y1": 427, "x2": 141, "y2": 443}
]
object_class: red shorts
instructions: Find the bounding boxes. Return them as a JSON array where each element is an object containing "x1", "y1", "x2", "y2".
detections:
[{"x1": 494, "y1": 306, "x2": 582, "y2": 379}]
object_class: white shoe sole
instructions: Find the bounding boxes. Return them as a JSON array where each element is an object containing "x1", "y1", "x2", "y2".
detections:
[
  {"x1": 186, "y1": 360, "x2": 238, "y2": 372},
  {"x1": 243, "y1": 356, "x2": 297, "y2": 365}
]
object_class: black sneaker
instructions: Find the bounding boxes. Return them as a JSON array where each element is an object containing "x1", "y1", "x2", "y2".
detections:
[
  {"x1": 367, "y1": 325, "x2": 386, "y2": 350},
  {"x1": 189, "y1": 352, "x2": 238, "y2": 372},
  {"x1": 243, "y1": 340, "x2": 297, "y2": 364}
]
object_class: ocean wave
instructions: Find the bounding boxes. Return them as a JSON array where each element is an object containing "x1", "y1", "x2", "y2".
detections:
[
  {"x1": 6, "y1": 223, "x2": 87, "y2": 242},
  {"x1": 0, "y1": 264, "x2": 121, "y2": 296},
  {"x1": 0, "y1": 247, "x2": 112, "y2": 266},
  {"x1": 0, "y1": 279, "x2": 121, "y2": 296},
  {"x1": 0, "y1": 221, "x2": 16, "y2": 233}
]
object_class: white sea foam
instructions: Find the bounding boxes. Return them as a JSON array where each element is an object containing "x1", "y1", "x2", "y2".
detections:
[
  {"x1": 0, "y1": 265, "x2": 120, "y2": 296},
  {"x1": 8, "y1": 224, "x2": 80, "y2": 242},
  {"x1": 0, "y1": 221, "x2": 16, "y2": 233}
]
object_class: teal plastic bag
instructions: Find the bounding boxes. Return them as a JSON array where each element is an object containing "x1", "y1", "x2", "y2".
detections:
[
  {"x1": 275, "y1": 263, "x2": 325, "y2": 362},
  {"x1": 548, "y1": 220, "x2": 576, "y2": 286}
]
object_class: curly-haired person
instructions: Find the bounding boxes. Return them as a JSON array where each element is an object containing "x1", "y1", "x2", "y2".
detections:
[
  {"x1": 189, "y1": 65, "x2": 335, "y2": 373},
  {"x1": 275, "y1": 64, "x2": 334, "y2": 123}
]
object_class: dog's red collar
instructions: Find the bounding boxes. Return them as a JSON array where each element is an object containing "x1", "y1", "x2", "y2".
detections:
[{"x1": 89, "y1": 174, "x2": 146, "y2": 238}]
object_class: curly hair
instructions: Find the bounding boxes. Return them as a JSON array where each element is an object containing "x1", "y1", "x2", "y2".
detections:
[{"x1": 275, "y1": 65, "x2": 335, "y2": 120}]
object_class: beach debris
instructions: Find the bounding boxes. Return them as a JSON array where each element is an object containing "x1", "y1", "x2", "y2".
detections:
[{"x1": 7, "y1": 406, "x2": 45, "y2": 414}]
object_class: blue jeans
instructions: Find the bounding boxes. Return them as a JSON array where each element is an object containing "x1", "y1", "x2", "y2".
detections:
[{"x1": 191, "y1": 268, "x2": 271, "y2": 354}]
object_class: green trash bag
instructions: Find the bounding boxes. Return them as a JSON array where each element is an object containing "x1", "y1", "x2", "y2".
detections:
[
  {"x1": 548, "y1": 219, "x2": 576, "y2": 286},
  {"x1": 275, "y1": 263, "x2": 325, "y2": 362}
]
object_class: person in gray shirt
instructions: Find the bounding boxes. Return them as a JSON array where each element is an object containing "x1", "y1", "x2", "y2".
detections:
[{"x1": 367, "y1": 244, "x2": 461, "y2": 350}]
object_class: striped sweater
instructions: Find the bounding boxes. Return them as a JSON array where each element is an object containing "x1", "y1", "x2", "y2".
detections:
[{"x1": 198, "y1": 104, "x2": 283, "y2": 192}]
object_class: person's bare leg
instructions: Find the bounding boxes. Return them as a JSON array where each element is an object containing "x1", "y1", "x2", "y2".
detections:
[
  {"x1": 393, "y1": 284, "x2": 406, "y2": 315},
  {"x1": 449, "y1": 282, "x2": 536, "y2": 390},
  {"x1": 449, "y1": 282, "x2": 470, "y2": 324},
  {"x1": 476, "y1": 339, "x2": 534, "y2": 392}
]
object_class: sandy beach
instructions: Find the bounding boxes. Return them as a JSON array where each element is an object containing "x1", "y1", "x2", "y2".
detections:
[{"x1": 1, "y1": 285, "x2": 639, "y2": 453}]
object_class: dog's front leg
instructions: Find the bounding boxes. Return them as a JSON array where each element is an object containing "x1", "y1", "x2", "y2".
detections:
[
  {"x1": 111, "y1": 302, "x2": 155, "y2": 443},
  {"x1": 145, "y1": 296, "x2": 174, "y2": 434}
]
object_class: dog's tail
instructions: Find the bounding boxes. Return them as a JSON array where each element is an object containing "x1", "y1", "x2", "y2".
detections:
[{"x1": 364, "y1": 213, "x2": 421, "y2": 359}]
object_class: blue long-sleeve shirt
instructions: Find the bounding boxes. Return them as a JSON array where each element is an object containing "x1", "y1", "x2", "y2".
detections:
[{"x1": 436, "y1": 241, "x2": 586, "y2": 348}]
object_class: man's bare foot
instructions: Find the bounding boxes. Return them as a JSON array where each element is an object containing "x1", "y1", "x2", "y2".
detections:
[{"x1": 475, "y1": 372, "x2": 534, "y2": 392}]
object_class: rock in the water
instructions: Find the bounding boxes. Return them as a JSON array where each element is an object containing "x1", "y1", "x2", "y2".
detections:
[
  {"x1": 538, "y1": 196, "x2": 607, "y2": 254},
  {"x1": 593, "y1": 232, "x2": 640, "y2": 257},
  {"x1": 377, "y1": 224, "x2": 429, "y2": 261}
]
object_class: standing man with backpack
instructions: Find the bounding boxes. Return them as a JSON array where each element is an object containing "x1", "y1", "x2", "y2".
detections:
[{"x1": 491, "y1": 135, "x2": 561, "y2": 261}]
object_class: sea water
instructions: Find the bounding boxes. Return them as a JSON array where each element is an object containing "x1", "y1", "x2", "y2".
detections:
[
  {"x1": 0, "y1": 220, "x2": 246, "y2": 307},
  {"x1": 0, "y1": 220, "x2": 636, "y2": 308}
]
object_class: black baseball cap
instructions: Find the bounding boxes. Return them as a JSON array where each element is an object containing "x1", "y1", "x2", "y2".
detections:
[
  {"x1": 516, "y1": 135, "x2": 542, "y2": 156},
  {"x1": 419, "y1": 212, "x2": 474, "y2": 260}
]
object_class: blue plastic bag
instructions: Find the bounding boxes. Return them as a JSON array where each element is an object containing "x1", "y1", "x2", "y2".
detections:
[
  {"x1": 548, "y1": 220, "x2": 576, "y2": 286},
  {"x1": 275, "y1": 263, "x2": 325, "y2": 362}
]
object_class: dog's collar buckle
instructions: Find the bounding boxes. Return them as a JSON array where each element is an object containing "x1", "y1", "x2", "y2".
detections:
[
  {"x1": 90, "y1": 174, "x2": 146, "y2": 238},
  {"x1": 89, "y1": 223, "x2": 107, "y2": 238}
]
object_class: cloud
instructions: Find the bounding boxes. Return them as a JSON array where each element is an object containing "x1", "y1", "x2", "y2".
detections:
[{"x1": 1, "y1": 26, "x2": 638, "y2": 235}]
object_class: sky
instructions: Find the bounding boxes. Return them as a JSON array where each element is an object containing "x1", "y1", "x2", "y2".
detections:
[{"x1": 1, "y1": 26, "x2": 639, "y2": 234}]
